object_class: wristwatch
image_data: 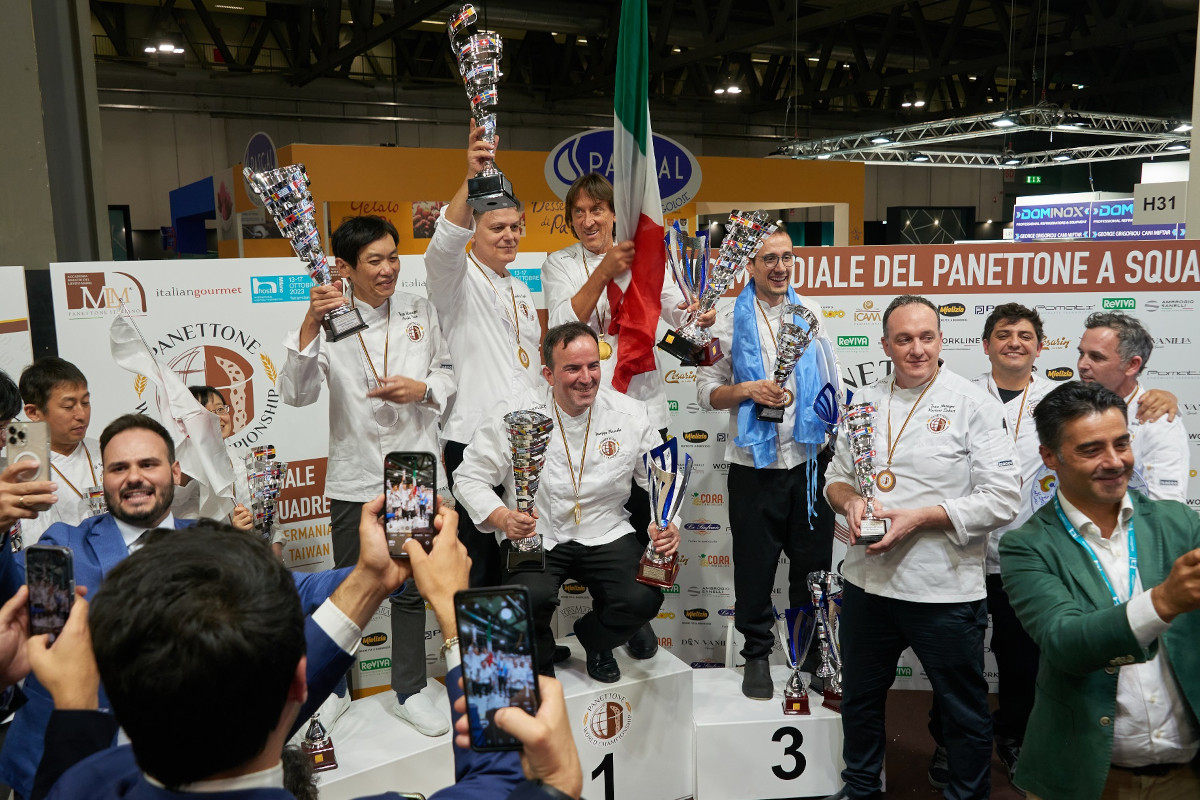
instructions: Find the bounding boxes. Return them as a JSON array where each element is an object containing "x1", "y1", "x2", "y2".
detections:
[{"x1": 421, "y1": 384, "x2": 433, "y2": 404}]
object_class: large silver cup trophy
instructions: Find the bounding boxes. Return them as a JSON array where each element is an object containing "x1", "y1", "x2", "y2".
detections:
[
  {"x1": 657, "y1": 222, "x2": 716, "y2": 366},
  {"x1": 243, "y1": 164, "x2": 367, "y2": 342},
  {"x1": 754, "y1": 304, "x2": 820, "y2": 423},
  {"x1": 843, "y1": 402, "x2": 889, "y2": 545},
  {"x1": 636, "y1": 438, "x2": 692, "y2": 589},
  {"x1": 449, "y1": 5, "x2": 518, "y2": 212},
  {"x1": 505, "y1": 409, "x2": 553, "y2": 572},
  {"x1": 245, "y1": 445, "x2": 287, "y2": 543},
  {"x1": 659, "y1": 210, "x2": 778, "y2": 367},
  {"x1": 809, "y1": 571, "x2": 844, "y2": 713},
  {"x1": 779, "y1": 604, "x2": 818, "y2": 714}
]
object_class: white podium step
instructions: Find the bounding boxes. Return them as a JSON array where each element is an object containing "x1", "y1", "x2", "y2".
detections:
[
  {"x1": 693, "y1": 665, "x2": 846, "y2": 800},
  {"x1": 315, "y1": 683, "x2": 454, "y2": 800},
  {"x1": 315, "y1": 638, "x2": 695, "y2": 800},
  {"x1": 556, "y1": 638, "x2": 695, "y2": 800}
]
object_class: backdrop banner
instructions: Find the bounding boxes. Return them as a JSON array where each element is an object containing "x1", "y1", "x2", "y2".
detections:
[
  {"x1": 49, "y1": 238, "x2": 1200, "y2": 694},
  {"x1": 0, "y1": 267, "x2": 33, "y2": 381}
]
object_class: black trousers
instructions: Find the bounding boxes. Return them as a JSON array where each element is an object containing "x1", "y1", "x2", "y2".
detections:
[
  {"x1": 444, "y1": 439, "x2": 504, "y2": 588},
  {"x1": 840, "y1": 582, "x2": 992, "y2": 800},
  {"x1": 504, "y1": 535, "x2": 663, "y2": 675},
  {"x1": 330, "y1": 498, "x2": 428, "y2": 696},
  {"x1": 929, "y1": 572, "x2": 1040, "y2": 747},
  {"x1": 727, "y1": 460, "x2": 834, "y2": 661}
]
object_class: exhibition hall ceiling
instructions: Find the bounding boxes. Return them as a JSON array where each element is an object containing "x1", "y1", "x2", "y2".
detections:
[{"x1": 89, "y1": 0, "x2": 1198, "y2": 142}]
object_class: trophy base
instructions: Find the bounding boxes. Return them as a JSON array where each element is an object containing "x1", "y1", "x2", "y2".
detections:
[
  {"x1": 855, "y1": 517, "x2": 888, "y2": 546},
  {"x1": 506, "y1": 544, "x2": 546, "y2": 573},
  {"x1": 754, "y1": 402, "x2": 785, "y2": 423},
  {"x1": 302, "y1": 738, "x2": 339, "y2": 772},
  {"x1": 635, "y1": 554, "x2": 679, "y2": 589},
  {"x1": 323, "y1": 306, "x2": 368, "y2": 342},
  {"x1": 658, "y1": 331, "x2": 724, "y2": 367},
  {"x1": 783, "y1": 691, "x2": 811, "y2": 715},
  {"x1": 468, "y1": 173, "x2": 519, "y2": 213},
  {"x1": 822, "y1": 688, "x2": 843, "y2": 714}
]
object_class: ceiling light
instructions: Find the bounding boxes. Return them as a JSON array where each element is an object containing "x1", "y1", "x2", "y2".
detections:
[
  {"x1": 912, "y1": 153, "x2": 931, "y2": 162},
  {"x1": 1052, "y1": 154, "x2": 1073, "y2": 162},
  {"x1": 968, "y1": 75, "x2": 977, "y2": 82},
  {"x1": 870, "y1": 135, "x2": 891, "y2": 144},
  {"x1": 933, "y1": 219, "x2": 940, "y2": 226},
  {"x1": 816, "y1": 153, "x2": 831, "y2": 159},
  {"x1": 807, "y1": 57, "x2": 818, "y2": 63},
  {"x1": 1004, "y1": 157, "x2": 1021, "y2": 166},
  {"x1": 144, "y1": 45, "x2": 156, "y2": 53},
  {"x1": 901, "y1": 100, "x2": 913, "y2": 108},
  {"x1": 986, "y1": 219, "x2": 993, "y2": 224},
  {"x1": 1167, "y1": 144, "x2": 1188, "y2": 151},
  {"x1": 214, "y1": 3, "x2": 244, "y2": 9},
  {"x1": 991, "y1": 114, "x2": 1017, "y2": 128},
  {"x1": 726, "y1": 85, "x2": 742, "y2": 94},
  {"x1": 173, "y1": 47, "x2": 185, "y2": 54},
  {"x1": 713, "y1": 88, "x2": 725, "y2": 94},
  {"x1": 913, "y1": 99, "x2": 926, "y2": 108},
  {"x1": 1173, "y1": 122, "x2": 1192, "y2": 132},
  {"x1": 158, "y1": 42, "x2": 174, "y2": 52}
]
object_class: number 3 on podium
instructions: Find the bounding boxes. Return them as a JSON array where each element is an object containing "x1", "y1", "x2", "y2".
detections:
[{"x1": 772, "y1": 726, "x2": 807, "y2": 780}]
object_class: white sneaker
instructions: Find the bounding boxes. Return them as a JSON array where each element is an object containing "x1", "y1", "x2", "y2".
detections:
[{"x1": 390, "y1": 692, "x2": 450, "y2": 737}]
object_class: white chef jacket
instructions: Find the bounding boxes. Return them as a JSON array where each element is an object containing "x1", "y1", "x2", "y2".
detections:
[
  {"x1": 424, "y1": 215, "x2": 544, "y2": 445},
  {"x1": 542, "y1": 242, "x2": 682, "y2": 431},
  {"x1": 1056, "y1": 492, "x2": 1199, "y2": 768},
  {"x1": 824, "y1": 366, "x2": 1021, "y2": 602},
  {"x1": 1126, "y1": 383, "x2": 1190, "y2": 504},
  {"x1": 453, "y1": 384, "x2": 661, "y2": 550},
  {"x1": 278, "y1": 291, "x2": 455, "y2": 501},
  {"x1": 21, "y1": 438, "x2": 104, "y2": 545},
  {"x1": 696, "y1": 295, "x2": 840, "y2": 469},
  {"x1": 972, "y1": 371, "x2": 1056, "y2": 574}
]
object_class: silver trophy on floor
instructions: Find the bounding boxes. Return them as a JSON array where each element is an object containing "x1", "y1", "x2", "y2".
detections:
[
  {"x1": 779, "y1": 604, "x2": 818, "y2": 714},
  {"x1": 657, "y1": 222, "x2": 717, "y2": 366},
  {"x1": 505, "y1": 409, "x2": 553, "y2": 572},
  {"x1": 844, "y1": 402, "x2": 888, "y2": 545},
  {"x1": 636, "y1": 438, "x2": 692, "y2": 588},
  {"x1": 245, "y1": 445, "x2": 287, "y2": 543},
  {"x1": 754, "y1": 304, "x2": 819, "y2": 423},
  {"x1": 809, "y1": 571, "x2": 844, "y2": 712},
  {"x1": 448, "y1": 4, "x2": 518, "y2": 212},
  {"x1": 244, "y1": 164, "x2": 367, "y2": 341}
]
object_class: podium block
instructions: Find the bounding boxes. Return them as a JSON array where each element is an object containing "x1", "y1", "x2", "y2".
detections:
[
  {"x1": 693, "y1": 665, "x2": 846, "y2": 800},
  {"x1": 315, "y1": 684, "x2": 454, "y2": 800},
  {"x1": 556, "y1": 638, "x2": 694, "y2": 800}
]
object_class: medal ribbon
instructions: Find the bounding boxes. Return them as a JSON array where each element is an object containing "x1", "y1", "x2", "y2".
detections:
[{"x1": 1052, "y1": 497, "x2": 1138, "y2": 607}]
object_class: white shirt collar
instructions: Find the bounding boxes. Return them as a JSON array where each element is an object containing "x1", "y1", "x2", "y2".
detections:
[
  {"x1": 145, "y1": 761, "x2": 283, "y2": 792},
  {"x1": 112, "y1": 513, "x2": 176, "y2": 552},
  {"x1": 1056, "y1": 490, "x2": 1134, "y2": 541}
]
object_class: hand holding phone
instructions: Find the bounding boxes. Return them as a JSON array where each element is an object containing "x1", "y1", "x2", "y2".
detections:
[
  {"x1": 384, "y1": 451, "x2": 437, "y2": 558},
  {"x1": 25, "y1": 545, "x2": 75, "y2": 641},
  {"x1": 5, "y1": 423, "x2": 53, "y2": 512},
  {"x1": 454, "y1": 586, "x2": 541, "y2": 751}
]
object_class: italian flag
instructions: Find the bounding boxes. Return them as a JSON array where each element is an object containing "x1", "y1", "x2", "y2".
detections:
[{"x1": 610, "y1": 0, "x2": 666, "y2": 393}]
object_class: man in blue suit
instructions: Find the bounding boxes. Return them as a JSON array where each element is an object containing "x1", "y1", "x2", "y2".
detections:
[
  {"x1": 1000, "y1": 381, "x2": 1200, "y2": 800},
  {"x1": 0, "y1": 414, "x2": 350, "y2": 797},
  {"x1": 24, "y1": 507, "x2": 579, "y2": 799}
]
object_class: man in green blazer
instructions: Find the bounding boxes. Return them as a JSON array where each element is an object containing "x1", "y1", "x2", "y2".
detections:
[{"x1": 1000, "y1": 380, "x2": 1200, "y2": 800}]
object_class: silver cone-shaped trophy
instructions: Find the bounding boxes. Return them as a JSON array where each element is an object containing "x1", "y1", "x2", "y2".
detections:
[
  {"x1": 754, "y1": 304, "x2": 820, "y2": 423},
  {"x1": 505, "y1": 409, "x2": 553, "y2": 572}
]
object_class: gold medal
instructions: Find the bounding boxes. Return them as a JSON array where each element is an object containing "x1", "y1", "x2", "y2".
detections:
[
  {"x1": 783, "y1": 388, "x2": 795, "y2": 407},
  {"x1": 876, "y1": 468, "x2": 896, "y2": 492},
  {"x1": 574, "y1": 502, "x2": 582, "y2": 525},
  {"x1": 519, "y1": 347, "x2": 530, "y2": 368},
  {"x1": 598, "y1": 339, "x2": 613, "y2": 360}
]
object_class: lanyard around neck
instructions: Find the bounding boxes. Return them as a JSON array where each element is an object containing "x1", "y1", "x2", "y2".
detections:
[{"x1": 1052, "y1": 497, "x2": 1137, "y2": 607}]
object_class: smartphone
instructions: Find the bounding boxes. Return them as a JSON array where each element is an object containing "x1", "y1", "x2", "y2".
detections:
[
  {"x1": 25, "y1": 545, "x2": 75, "y2": 640},
  {"x1": 454, "y1": 586, "x2": 541, "y2": 751},
  {"x1": 5, "y1": 421, "x2": 51, "y2": 483},
  {"x1": 383, "y1": 451, "x2": 437, "y2": 558}
]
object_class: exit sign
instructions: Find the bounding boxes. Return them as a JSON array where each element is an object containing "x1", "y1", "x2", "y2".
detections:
[{"x1": 1025, "y1": 175, "x2": 1043, "y2": 184}]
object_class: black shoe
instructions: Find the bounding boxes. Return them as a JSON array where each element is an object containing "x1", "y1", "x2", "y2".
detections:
[
  {"x1": 741, "y1": 658, "x2": 773, "y2": 700},
  {"x1": 927, "y1": 745, "x2": 949, "y2": 789},
  {"x1": 996, "y1": 738, "x2": 1025, "y2": 795},
  {"x1": 552, "y1": 645, "x2": 571, "y2": 664},
  {"x1": 585, "y1": 648, "x2": 621, "y2": 683},
  {"x1": 626, "y1": 622, "x2": 658, "y2": 659}
]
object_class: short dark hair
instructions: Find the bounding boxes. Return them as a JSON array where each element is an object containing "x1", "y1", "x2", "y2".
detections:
[
  {"x1": 100, "y1": 414, "x2": 176, "y2": 465},
  {"x1": 1084, "y1": 311, "x2": 1153, "y2": 374},
  {"x1": 1033, "y1": 380, "x2": 1128, "y2": 453},
  {"x1": 473, "y1": 200, "x2": 525, "y2": 227},
  {"x1": 90, "y1": 524, "x2": 305, "y2": 789},
  {"x1": 882, "y1": 295, "x2": 940, "y2": 337},
  {"x1": 542, "y1": 321, "x2": 598, "y2": 370},
  {"x1": 0, "y1": 369, "x2": 20, "y2": 422},
  {"x1": 188, "y1": 385, "x2": 227, "y2": 408},
  {"x1": 330, "y1": 215, "x2": 399, "y2": 267},
  {"x1": 18, "y1": 357, "x2": 88, "y2": 412},
  {"x1": 564, "y1": 173, "x2": 614, "y2": 240},
  {"x1": 982, "y1": 303, "x2": 1044, "y2": 343}
]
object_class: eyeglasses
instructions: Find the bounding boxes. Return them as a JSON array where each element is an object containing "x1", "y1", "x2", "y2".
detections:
[
  {"x1": 212, "y1": 405, "x2": 231, "y2": 415},
  {"x1": 758, "y1": 253, "x2": 796, "y2": 268}
]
